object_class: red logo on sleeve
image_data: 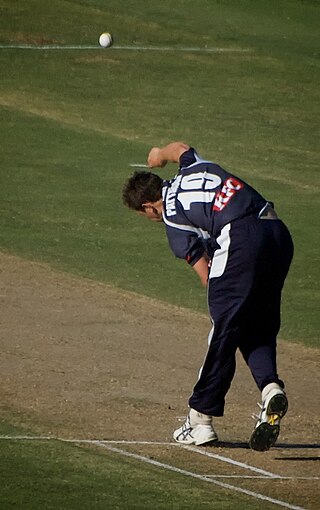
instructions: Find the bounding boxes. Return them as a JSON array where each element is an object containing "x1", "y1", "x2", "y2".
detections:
[{"x1": 213, "y1": 177, "x2": 243, "y2": 212}]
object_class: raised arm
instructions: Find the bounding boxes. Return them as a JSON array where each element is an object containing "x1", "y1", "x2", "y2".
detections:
[{"x1": 147, "y1": 142, "x2": 190, "y2": 168}]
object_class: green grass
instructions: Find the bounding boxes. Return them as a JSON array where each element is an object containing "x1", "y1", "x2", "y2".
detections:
[
  {"x1": 0, "y1": 422, "x2": 269, "y2": 510},
  {"x1": 0, "y1": 1, "x2": 319, "y2": 346}
]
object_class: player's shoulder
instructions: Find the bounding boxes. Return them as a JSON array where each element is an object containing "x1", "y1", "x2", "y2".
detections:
[
  {"x1": 179, "y1": 147, "x2": 198, "y2": 168},
  {"x1": 179, "y1": 147, "x2": 219, "y2": 174}
]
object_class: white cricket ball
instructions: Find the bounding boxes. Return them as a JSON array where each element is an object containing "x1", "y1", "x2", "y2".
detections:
[{"x1": 99, "y1": 32, "x2": 113, "y2": 48}]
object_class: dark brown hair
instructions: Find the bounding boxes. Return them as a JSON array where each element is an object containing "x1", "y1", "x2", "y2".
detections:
[{"x1": 122, "y1": 171, "x2": 163, "y2": 211}]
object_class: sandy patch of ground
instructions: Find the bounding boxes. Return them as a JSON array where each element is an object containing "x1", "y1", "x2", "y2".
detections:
[{"x1": 0, "y1": 252, "x2": 319, "y2": 508}]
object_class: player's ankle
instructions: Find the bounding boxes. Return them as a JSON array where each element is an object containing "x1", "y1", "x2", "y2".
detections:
[
  {"x1": 262, "y1": 382, "x2": 283, "y2": 401},
  {"x1": 189, "y1": 407, "x2": 212, "y2": 426}
]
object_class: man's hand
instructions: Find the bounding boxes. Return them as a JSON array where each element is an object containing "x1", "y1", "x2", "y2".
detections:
[
  {"x1": 147, "y1": 142, "x2": 190, "y2": 168},
  {"x1": 147, "y1": 147, "x2": 167, "y2": 168}
]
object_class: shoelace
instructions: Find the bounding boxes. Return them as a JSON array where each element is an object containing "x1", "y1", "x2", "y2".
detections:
[
  {"x1": 178, "y1": 420, "x2": 194, "y2": 440},
  {"x1": 251, "y1": 402, "x2": 265, "y2": 423},
  {"x1": 251, "y1": 402, "x2": 281, "y2": 427}
]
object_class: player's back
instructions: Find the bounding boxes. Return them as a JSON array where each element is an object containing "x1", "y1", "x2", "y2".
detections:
[{"x1": 162, "y1": 149, "x2": 267, "y2": 238}]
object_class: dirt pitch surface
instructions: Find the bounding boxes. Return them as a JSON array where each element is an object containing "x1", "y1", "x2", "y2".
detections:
[{"x1": 0, "y1": 252, "x2": 319, "y2": 509}]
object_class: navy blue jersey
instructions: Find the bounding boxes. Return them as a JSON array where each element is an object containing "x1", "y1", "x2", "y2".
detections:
[{"x1": 162, "y1": 148, "x2": 267, "y2": 265}]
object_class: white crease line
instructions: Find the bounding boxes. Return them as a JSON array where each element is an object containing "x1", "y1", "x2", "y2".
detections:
[
  {"x1": 114, "y1": 46, "x2": 251, "y2": 53},
  {"x1": 183, "y1": 444, "x2": 280, "y2": 478},
  {"x1": 205, "y1": 475, "x2": 320, "y2": 480},
  {"x1": 0, "y1": 435, "x2": 314, "y2": 507},
  {"x1": 1, "y1": 436, "x2": 318, "y2": 480},
  {"x1": 0, "y1": 435, "x2": 53, "y2": 440},
  {"x1": 96, "y1": 442, "x2": 306, "y2": 510},
  {"x1": 129, "y1": 163, "x2": 149, "y2": 168},
  {"x1": 0, "y1": 436, "x2": 172, "y2": 445},
  {"x1": 64, "y1": 439, "x2": 173, "y2": 445},
  {"x1": 0, "y1": 44, "x2": 252, "y2": 53}
]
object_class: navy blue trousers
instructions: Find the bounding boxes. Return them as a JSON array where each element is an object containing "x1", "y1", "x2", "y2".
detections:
[{"x1": 189, "y1": 215, "x2": 294, "y2": 416}]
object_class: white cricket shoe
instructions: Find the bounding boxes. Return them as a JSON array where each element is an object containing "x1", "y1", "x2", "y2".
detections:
[
  {"x1": 249, "y1": 383, "x2": 288, "y2": 452},
  {"x1": 173, "y1": 408, "x2": 218, "y2": 446}
]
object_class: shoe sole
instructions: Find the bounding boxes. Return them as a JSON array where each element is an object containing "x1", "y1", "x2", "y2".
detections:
[
  {"x1": 173, "y1": 426, "x2": 218, "y2": 446},
  {"x1": 249, "y1": 393, "x2": 288, "y2": 452},
  {"x1": 249, "y1": 422, "x2": 280, "y2": 451},
  {"x1": 174, "y1": 436, "x2": 218, "y2": 446},
  {"x1": 173, "y1": 432, "x2": 218, "y2": 446},
  {"x1": 267, "y1": 393, "x2": 288, "y2": 418},
  {"x1": 195, "y1": 435, "x2": 218, "y2": 446}
]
